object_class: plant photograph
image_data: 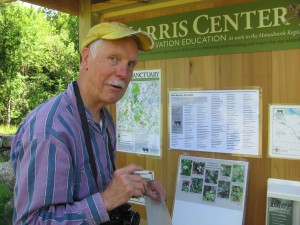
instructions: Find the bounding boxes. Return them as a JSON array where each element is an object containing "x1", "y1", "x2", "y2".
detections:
[
  {"x1": 181, "y1": 180, "x2": 190, "y2": 192},
  {"x1": 217, "y1": 180, "x2": 231, "y2": 199},
  {"x1": 180, "y1": 159, "x2": 192, "y2": 176},
  {"x1": 205, "y1": 169, "x2": 219, "y2": 184},
  {"x1": 231, "y1": 164, "x2": 245, "y2": 183},
  {"x1": 230, "y1": 185, "x2": 243, "y2": 203},
  {"x1": 269, "y1": 198, "x2": 293, "y2": 213},
  {"x1": 220, "y1": 164, "x2": 232, "y2": 177},
  {"x1": 190, "y1": 177, "x2": 203, "y2": 193},
  {"x1": 203, "y1": 185, "x2": 216, "y2": 202},
  {"x1": 192, "y1": 161, "x2": 205, "y2": 175}
]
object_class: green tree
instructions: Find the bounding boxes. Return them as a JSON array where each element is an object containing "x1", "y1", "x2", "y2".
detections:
[
  {"x1": 0, "y1": 2, "x2": 79, "y2": 223},
  {"x1": 0, "y1": 3, "x2": 24, "y2": 126},
  {"x1": 0, "y1": 2, "x2": 79, "y2": 126},
  {"x1": 43, "y1": 8, "x2": 79, "y2": 51}
]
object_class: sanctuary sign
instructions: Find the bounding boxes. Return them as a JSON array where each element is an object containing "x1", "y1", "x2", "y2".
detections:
[{"x1": 126, "y1": 0, "x2": 300, "y2": 60}]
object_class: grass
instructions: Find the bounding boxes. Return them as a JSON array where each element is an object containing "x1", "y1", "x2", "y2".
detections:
[{"x1": 0, "y1": 125, "x2": 18, "y2": 135}]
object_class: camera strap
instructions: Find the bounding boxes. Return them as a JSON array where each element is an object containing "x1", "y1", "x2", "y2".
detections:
[
  {"x1": 73, "y1": 81, "x2": 116, "y2": 190},
  {"x1": 73, "y1": 81, "x2": 139, "y2": 225}
]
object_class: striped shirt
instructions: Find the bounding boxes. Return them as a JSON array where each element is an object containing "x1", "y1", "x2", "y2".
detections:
[{"x1": 11, "y1": 82, "x2": 116, "y2": 225}]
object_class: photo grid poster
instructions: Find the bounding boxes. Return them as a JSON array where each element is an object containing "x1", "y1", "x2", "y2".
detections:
[
  {"x1": 172, "y1": 155, "x2": 249, "y2": 225},
  {"x1": 116, "y1": 69, "x2": 161, "y2": 156}
]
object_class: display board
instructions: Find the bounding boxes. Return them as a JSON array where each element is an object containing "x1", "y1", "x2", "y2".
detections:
[
  {"x1": 268, "y1": 105, "x2": 300, "y2": 159},
  {"x1": 116, "y1": 69, "x2": 161, "y2": 156},
  {"x1": 169, "y1": 89, "x2": 261, "y2": 156},
  {"x1": 266, "y1": 178, "x2": 300, "y2": 225},
  {"x1": 172, "y1": 156, "x2": 249, "y2": 225}
]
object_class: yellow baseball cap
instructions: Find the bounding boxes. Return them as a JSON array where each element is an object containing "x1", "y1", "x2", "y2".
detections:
[{"x1": 80, "y1": 22, "x2": 154, "y2": 52}]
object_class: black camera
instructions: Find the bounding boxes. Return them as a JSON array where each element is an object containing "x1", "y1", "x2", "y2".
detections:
[{"x1": 102, "y1": 203, "x2": 140, "y2": 225}]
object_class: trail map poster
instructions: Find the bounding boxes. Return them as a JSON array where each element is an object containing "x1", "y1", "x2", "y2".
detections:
[
  {"x1": 169, "y1": 89, "x2": 260, "y2": 156},
  {"x1": 172, "y1": 156, "x2": 249, "y2": 225},
  {"x1": 269, "y1": 105, "x2": 300, "y2": 159},
  {"x1": 116, "y1": 69, "x2": 161, "y2": 156}
]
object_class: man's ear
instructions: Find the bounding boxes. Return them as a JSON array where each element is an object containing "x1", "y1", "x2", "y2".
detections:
[{"x1": 81, "y1": 47, "x2": 90, "y2": 69}]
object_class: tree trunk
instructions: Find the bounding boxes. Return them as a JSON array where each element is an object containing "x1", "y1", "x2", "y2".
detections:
[{"x1": 6, "y1": 96, "x2": 11, "y2": 127}]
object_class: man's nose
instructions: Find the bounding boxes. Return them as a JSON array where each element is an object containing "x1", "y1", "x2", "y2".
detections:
[{"x1": 116, "y1": 63, "x2": 131, "y2": 78}]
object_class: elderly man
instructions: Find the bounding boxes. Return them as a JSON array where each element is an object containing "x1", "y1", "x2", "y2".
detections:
[{"x1": 11, "y1": 22, "x2": 165, "y2": 225}]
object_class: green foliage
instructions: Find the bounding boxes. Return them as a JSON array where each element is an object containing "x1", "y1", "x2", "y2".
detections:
[
  {"x1": 217, "y1": 180, "x2": 230, "y2": 199},
  {"x1": 230, "y1": 185, "x2": 243, "y2": 202},
  {"x1": 0, "y1": 3, "x2": 24, "y2": 125},
  {"x1": 204, "y1": 190, "x2": 215, "y2": 201},
  {"x1": 190, "y1": 178, "x2": 203, "y2": 193},
  {"x1": 0, "y1": 1, "x2": 79, "y2": 125},
  {"x1": 180, "y1": 159, "x2": 192, "y2": 176},
  {"x1": 231, "y1": 165, "x2": 245, "y2": 183},
  {"x1": 0, "y1": 155, "x2": 13, "y2": 224},
  {"x1": 203, "y1": 186, "x2": 216, "y2": 202},
  {"x1": 43, "y1": 8, "x2": 79, "y2": 51},
  {"x1": 0, "y1": 3, "x2": 79, "y2": 222},
  {"x1": 0, "y1": 152, "x2": 10, "y2": 162},
  {"x1": 0, "y1": 124, "x2": 17, "y2": 134},
  {"x1": 192, "y1": 162, "x2": 205, "y2": 175},
  {"x1": 181, "y1": 180, "x2": 190, "y2": 192},
  {"x1": 205, "y1": 169, "x2": 218, "y2": 184},
  {"x1": 220, "y1": 164, "x2": 232, "y2": 177},
  {"x1": 0, "y1": 180, "x2": 13, "y2": 225}
]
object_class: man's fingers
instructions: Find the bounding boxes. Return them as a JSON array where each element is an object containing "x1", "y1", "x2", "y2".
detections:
[
  {"x1": 145, "y1": 180, "x2": 167, "y2": 201},
  {"x1": 117, "y1": 164, "x2": 144, "y2": 175},
  {"x1": 132, "y1": 188, "x2": 144, "y2": 198}
]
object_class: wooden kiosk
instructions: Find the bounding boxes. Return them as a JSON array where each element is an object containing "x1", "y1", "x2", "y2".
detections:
[{"x1": 2, "y1": 1, "x2": 300, "y2": 224}]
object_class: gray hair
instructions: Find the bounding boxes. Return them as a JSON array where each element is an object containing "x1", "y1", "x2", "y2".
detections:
[
  {"x1": 80, "y1": 39, "x2": 103, "y2": 66},
  {"x1": 89, "y1": 39, "x2": 103, "y2": 58}
]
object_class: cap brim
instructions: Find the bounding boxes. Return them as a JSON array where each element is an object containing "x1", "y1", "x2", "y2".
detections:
[{"x1": 101, "y1": 30, "x2": 154, "y2": 52}]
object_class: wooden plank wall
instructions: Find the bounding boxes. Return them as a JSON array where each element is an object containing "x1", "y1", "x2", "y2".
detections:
[{"x1": 88, "y1": 1, "x2": 300, "y2": 225}]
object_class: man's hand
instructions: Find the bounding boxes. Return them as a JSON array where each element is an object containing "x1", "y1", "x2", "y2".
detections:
[
  {"x1": 101, "y1": 164, "x2": 147, "y2": 211},
  {"x1": 145, "y1": 179, "x2": 166, "y2": 202}
]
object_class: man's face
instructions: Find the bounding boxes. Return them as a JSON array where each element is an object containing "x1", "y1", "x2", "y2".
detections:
[{"x1": 84, "y1": 37, "x2": 139, "y2": 106}]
